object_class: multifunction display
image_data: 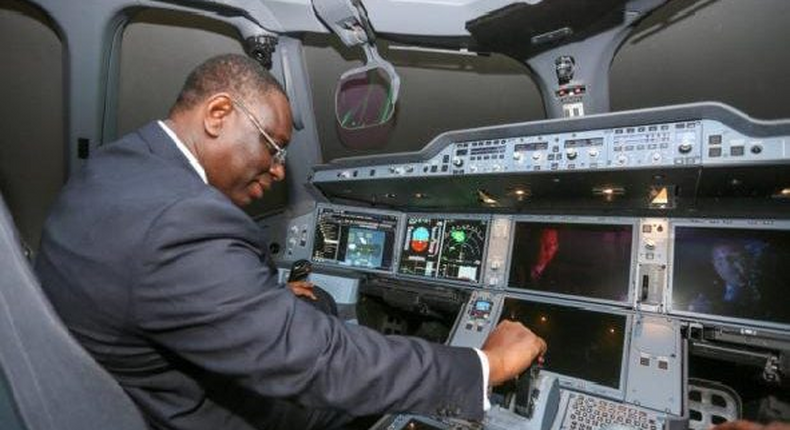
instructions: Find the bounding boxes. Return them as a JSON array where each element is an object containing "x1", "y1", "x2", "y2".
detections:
[
  {"x1": 508, "y1": 221, "x2": 633, "y2": 302},
  {"x1": 672, "y1": 226, "x2": 790, "y2": 325},
  {"x1": 499, "y1": 298, "x2": 628, "y2": 389},
  {"x1": 399, "y1": 216, "x2": 489, "y2": 283},
  {"x1": 312, "y1": 207, "x2": 399, "y2": 271}
]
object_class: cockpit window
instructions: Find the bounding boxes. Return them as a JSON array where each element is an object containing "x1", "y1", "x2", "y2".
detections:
[
  {"x1": 303, "y1": 35, "x2": 544, "y2": 161},
  {"x1": 0, "y1": 0, "x2": 64, "y2": 252},
  {"x1": 116, "y1": 9, "x2": 288, "y2": 218}
]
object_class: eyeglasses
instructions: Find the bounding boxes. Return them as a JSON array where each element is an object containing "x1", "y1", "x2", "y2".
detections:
[{"x1": 231, "y1": 98, "x2": 287, "y2": 165}]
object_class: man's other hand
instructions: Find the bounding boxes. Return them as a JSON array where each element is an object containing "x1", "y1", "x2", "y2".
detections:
[
  {"x1": 288, "y1": 281, "x2": 317, "y2": 301},
  {"x1": 711, "y1": 421, "x2": 790, "y2": 430},
  {"x1": 482, "y1": 320, "x2": 547, "y2": 386}
]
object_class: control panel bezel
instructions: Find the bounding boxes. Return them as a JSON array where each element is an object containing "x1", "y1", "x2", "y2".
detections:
[
  {"x1": 503, "y1": 215, "x2": 640, "y2": 308},
  {"x1": 396, "y1": 212, "x2": 493, "y2": 287},
  {"x1": 309, "y1": 203, "x2": 406, "y2": 275},
  {"x1": 491, "y1": 292, "x2": 635, "y2": 402},
  {"x1": 666, "y1": 218, "x2": 790, "y2": 332}
]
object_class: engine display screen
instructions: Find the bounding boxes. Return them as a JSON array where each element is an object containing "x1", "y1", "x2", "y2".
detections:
[
  {"x1": 672, "y1": 226, "x2": 790, "y2": 325},
  {"x1": 499, "y1": 298, "x2": 627, "y2": 389},
  {"x1": 398, "y1": 216, "x2": 489, "y2": 283},
  {"x1": 508, "y1": 221, "x2": 633, "y2": 302},
  {"x1": 312, "y1": 207, "x2": 399, "y2": 271}
]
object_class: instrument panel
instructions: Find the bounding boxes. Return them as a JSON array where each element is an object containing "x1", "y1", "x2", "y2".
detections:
[
  {"x1": 399, "y1": 215, "x2": 490, "y2": 284},
  {"x1": 303, "y1": 204, "x2": 790, "y2": 332}
]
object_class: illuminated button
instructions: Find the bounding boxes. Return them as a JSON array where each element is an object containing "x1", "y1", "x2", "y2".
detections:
[{"x1": 730, "y1": 146, "x2": 745, "y2": 156}]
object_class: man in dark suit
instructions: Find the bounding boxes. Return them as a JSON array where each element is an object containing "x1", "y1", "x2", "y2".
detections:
[{"x1": 35, "y1": 54, "x2": 545, "y2": 430}]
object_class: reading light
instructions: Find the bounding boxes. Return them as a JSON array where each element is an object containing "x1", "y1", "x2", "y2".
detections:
[
  {"x1": 773, "y1": 188, "x2": 790, "y2": 199},
  {"x1": 540, "y1": 316, "x2": 548, "y2": 323},
  {"x1": 384, "y1": 193, "x2": 397, "y2": 199},
  {"x1": 477, "y1": 189, "x2": 498, "y2": 205},
  {"x1": 414, "y1": 192, "x2": 428, "y2": 199},
  {"x1": 650, "y1": 187, "x2": 669, "y2": 205},
  {"x1": 592, "y1": 186, "x2": 625, "y2": 202},
  {"x1": 592, "y1": 186, "x2": 624, "y2": 196},
  {"x1": 510, "y1": 187, "x2": 531, "y2": 201}
]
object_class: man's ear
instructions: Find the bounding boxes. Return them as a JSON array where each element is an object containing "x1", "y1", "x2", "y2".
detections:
[{"x1": 203, "y1": 93, "x2": 233, "y2": 138}]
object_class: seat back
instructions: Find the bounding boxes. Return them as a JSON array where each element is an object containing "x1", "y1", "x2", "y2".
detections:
[{"x1": 0, "y1": 193, "x2": 148, "y2": 430}]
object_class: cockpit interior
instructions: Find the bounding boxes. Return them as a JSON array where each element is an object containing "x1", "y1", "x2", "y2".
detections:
[{"x1": 1, "y1": 0, "x2": 788, "y2": 429}]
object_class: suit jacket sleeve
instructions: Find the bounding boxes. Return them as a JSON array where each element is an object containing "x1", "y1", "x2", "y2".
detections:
[{"x1": 132, "y1": 192, "x2": 484, "y2": 420}]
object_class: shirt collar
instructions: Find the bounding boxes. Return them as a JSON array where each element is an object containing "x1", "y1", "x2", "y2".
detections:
[{"x1": 157, "y1": 120, "x2": 208, "y2": 184}]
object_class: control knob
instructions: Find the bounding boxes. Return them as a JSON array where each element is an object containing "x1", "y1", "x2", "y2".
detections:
[
  {"x1": 453, "y1": 157, "x2": 464, "y2": 167},
  {"x1": 678, "y1": 143, "x2": 693, "y2": 154},
  {"x1": 566, "y1": 149, "x2": 578, "y2": 160},
  {"x1": 645, "y1": 239, "x2": 656, "y2": 251},
  {"x1": 513, "y1": 152, "x2": 523, "y2": 161},
  {"x1": 532, "y1": 152, "x2": 542, "y2": 161},
  {"x1": 652, "y1": 152, "x2": 662, "y2": 163},
  {"x1": 616, "y1": 154, "x2": 628, "y2": 165},
  {"x1": 588, "y1": 149, "x2": 599, "y2": 158}
]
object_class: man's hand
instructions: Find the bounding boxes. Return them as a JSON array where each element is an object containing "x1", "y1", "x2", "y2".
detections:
[
  {"x1": 482, "y1": 320, "x2": 547, "y2": 386},
  {"x1": 287, "y1": 281, "x2": 317, "y2": 301},
  {"x1": 711, "y1": 421, "x2": 790, "y2": 430}
]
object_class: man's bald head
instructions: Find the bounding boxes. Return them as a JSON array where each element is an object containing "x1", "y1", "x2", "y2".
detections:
[{"x1": 170, "y1": 53, "x2": 286, "y2": 116}]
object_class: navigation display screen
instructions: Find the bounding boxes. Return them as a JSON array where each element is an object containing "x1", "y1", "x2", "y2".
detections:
[
  {"x1": 508, "y1": 222, "x2": 633, "y2": 302},
  {"x1": 672, "y1": 226, "x2": 790, "y2": 325},
  {"x1": 499, "y1": 298, "x2": 627, "y2": 389},
  {"x1": 399, "y1": 216, "x2": 489, "y2": 283},
  {"x1": 312, "y1": 207, "x2": 399, "y2": 271}
]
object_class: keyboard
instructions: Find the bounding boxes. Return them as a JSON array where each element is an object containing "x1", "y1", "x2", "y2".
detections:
[{"x1": 561, "y1": 392, "x2": 660, "y2": 430}]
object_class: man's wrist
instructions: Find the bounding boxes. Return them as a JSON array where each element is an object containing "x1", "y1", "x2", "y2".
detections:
[{"x1": 473, "y1": 348, "x2": 491, "y2": 411}]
